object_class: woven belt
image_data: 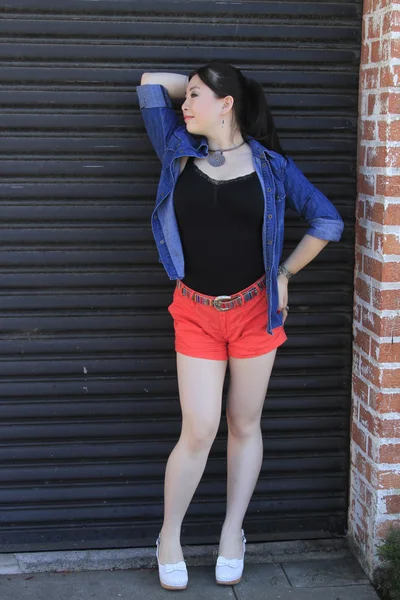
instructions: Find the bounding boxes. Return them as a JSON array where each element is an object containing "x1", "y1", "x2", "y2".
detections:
[{"x1": 176, "y1": 275, "x2": 267, "y2": 311}]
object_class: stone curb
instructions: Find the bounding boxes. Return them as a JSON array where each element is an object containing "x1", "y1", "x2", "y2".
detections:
[{"x1": 0, "y1": 537, "x2": 351, "y2": 575}]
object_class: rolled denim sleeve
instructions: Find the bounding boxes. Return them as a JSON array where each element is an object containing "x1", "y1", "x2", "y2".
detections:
[
  {"x1": 136, "y1": 83, "x2": 180, "y2": 161},
  {"x1": 283, "y1": 155, "x2": 344, "y2": 242}
]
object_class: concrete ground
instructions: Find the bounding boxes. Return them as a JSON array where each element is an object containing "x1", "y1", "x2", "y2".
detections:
[{"x1": 0, "y1": 538, "x2": 381, "y2": 600}]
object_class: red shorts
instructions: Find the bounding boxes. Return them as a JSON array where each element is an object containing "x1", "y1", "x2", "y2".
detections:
[{"x1": 167, "y1": 274, "x2": 287, "y2": 360}]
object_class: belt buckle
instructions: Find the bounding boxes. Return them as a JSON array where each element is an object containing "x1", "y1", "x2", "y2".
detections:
[{"x1": 213, "y1": 295, "x2": 232, "y2": 311}]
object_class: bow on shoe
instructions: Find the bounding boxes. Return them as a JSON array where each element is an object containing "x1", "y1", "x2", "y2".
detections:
[
  {"x1": 164, "y1": 561, "x2": 187, "y2": 573},
  {"x1": 216, "y1": 556, "x2": 240, "y2": 568}
]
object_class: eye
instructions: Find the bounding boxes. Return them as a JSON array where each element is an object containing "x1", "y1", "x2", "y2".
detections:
[{"x1": 184, "y1": 93, "x2": 198, "y2": 99}]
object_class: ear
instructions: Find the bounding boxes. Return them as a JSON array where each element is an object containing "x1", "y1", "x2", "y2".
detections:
[{"x1": 222, "y1": 95, "x2": 234, "y2": 113}]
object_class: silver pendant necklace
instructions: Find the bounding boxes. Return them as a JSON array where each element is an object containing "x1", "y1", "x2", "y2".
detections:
[{"x1": 207, "y1": 140, "x2": 247, "y2": 167}]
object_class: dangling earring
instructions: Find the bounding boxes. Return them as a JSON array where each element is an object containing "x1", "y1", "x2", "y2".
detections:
[{"x1": 222, "y1": 118, "x2": 224, "y2": 128}]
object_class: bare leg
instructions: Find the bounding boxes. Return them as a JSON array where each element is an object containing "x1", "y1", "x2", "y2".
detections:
[
  {"x1": 218, "y1": 349, "x2": 278, "y2": 558},
  {"x1": 158, "y1": 352, "x2": 228, "y2": 564}
]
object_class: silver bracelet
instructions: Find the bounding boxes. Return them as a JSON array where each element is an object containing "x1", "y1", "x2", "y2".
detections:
[{"x1": 278, "y1": 263, "x2": 293, "y2": 280}]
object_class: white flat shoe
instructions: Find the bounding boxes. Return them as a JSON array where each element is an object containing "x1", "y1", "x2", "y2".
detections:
[
  {"x1": 215, "y1": 529, "x2": 246, "y2": 585},
  {"x1": 156, "y1": 533, "x2": 188, "y2": 590}
]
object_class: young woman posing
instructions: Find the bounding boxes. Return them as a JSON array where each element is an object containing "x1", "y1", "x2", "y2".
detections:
[{"x1": 136, "y1": 61, "x2": 344, "y2": 590}]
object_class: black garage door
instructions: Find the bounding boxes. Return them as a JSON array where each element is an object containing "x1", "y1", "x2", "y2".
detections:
[{"x1": 0, "y1": 0, "x2": 358, "y2": 551}]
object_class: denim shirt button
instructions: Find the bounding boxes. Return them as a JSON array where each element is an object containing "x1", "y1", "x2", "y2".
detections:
[
  {"x1": 268, "y1": 240, "x2": 272, "y2": 244},
  {"x1": 160, "y1": 240, "x2": 164, "y2": 244},
  {"x1": 267, "y1": 187, "x2": 272, "y2": 192},
  {"x1": 268, "y1": 214, "x2": 272, "y2": 218}
]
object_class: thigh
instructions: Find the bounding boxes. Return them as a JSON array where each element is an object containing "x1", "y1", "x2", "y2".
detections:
[
  {"x1": 176, "y1": 352, "x2": 228, "y2": 434},
  {"x1": 169, "y1": 289, "x2": 228, "y2": 360},
  {"x1": 227, "y1": 290, "x2": 287, "y2": 359},
  {"x1": 226, "y1": 349, "x2": 277, "y2": 427}
]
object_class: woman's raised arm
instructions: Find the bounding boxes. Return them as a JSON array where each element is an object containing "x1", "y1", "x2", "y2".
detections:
[{"x1": 140, "y1": 72, "x2": 188, "y2": 100}]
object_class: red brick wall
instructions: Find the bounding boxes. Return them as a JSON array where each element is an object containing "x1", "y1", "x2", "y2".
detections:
[{"x1": 348, "y1": 0, "x2": 400, "y2": 580}]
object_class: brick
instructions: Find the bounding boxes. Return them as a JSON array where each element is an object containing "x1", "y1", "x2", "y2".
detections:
[
  {"x1": 369, "y1": 92, "x2": 391, "y2": 116},
  {"x1": 380, "y1": 417, "x2": 400, "y2": 437},
  {"x1": 354, "y1": 326, "x2": 372, "y2": 353},
  {"x1": 368, "y1": 93, "x2": 377, "y2": 115},
  {"x1": 359, "y1": 144, "x2": 366, "y2": 166},
  {"x1": 353, "y1": 446, "x2": 378, "y2": 486},
  {"x1": 362, "y1": 41, "x2": 370, "y2": 63},
  {"x1": 378, "y1": 469, "x2": 400, "y2": 489},
  {"x1": 363, "y1": 0, "x2": 373, "y2": 13},
  {"x1": 368, "y1": 16, "x2": 381, "y2": 38},
  {"x1": 376, "y1": 520, "x2": 400, "y2": 538},
  {"x1": 382, "y1": 261, "x2": 400, "y2": 282},
  {"x1": 377, "y1": 120, "x2": 400, "y2": 143},
  {"x1": 378, "y1": 443, "x2": 400, "y2": 463},
  {"x1": 370, "y1": 337, "x2": 380, "y2": 361},
  {"x1": 380, "y1": 65, "x2": 400, "y2": 88},
  {"x1": 370, "y1": 40, "x2": 382, "y2": 62},
  {"x1": 357, "y1": 253, "x2": 400, "y2": 281},
  {"x1": 356, "y1": 198, "x2": 366, "y2": 220},
  {"x1": 360, "y1": 404, "x2": 375, "y2": 434},
  {"x1": 388, "y1": 93, "x2": 400, "y2": 114},
  {"x1": 365, "y1": 199, "x2": 384, "y2": 223},
  {"x1": 358, "y1": 172, "x2": 375, "y2": 196},
  {"x1": 391, "y1": 38, "x2": 400, "y2": 59},
  {"x1": 381, "y1": 368, "x2": 400, "y2": 388},
  {"x1": 372, "y1": 287, "x2": 400, "y2": 311},
  {"x1": 384, "y1": 8, "x2": 400, "y2": 33},
  {"x1": 354, "y1": 249, "x2": 363, "y2": 274},
  {"x1": 366, "y1": 145, "x2": 400, "y2": 168},
  {"x1": 356, "y1": 223, "x2": 374, "y2": 250},
  {"x1": 352, "y1": 372, "x2": 370, "y2": 403},
  {"x1": 377, "y1": 91, "x2": 390, "y2": 115},
  {"x1": 361, "y1": 354, "x2": 381, "y2": 387},
  {"x1": 370, "y1": 391, "x2": 400, "y2": 413},
  {"x1": 362, "y1": 308, "x2": 400, "y2": 337},
  {"x1": 363, "y1": 66, "x2": 380, "y2": 89},
  {"x1": 362, "y1": 120, "x2": 376, "y2": 140},
  {"x1": 355, "y1": 275, "x2": 371, "y2": 303},
  {"x1": 363, "y1": 255, "x2": 383, "y2": 280},
  {"x1": 374, "y1": 231, "x2": 400, "y2": 255},
  {"x1": 352, "y1": 469, "x2": 367, "y2": 503},
  {"x1": 360, "y1": 410, "x2": 400, "y2": 439},
  {"x1": 379, "y1": 341, "x2": 400, "y2": 362},
  {"x1": 384, "y1": 203, "x2": 400, "y2": 225},
  {"x1": 354, "y1": 302, "x2": 362, "y2": 323},
  {"x1": 352, "y1": 421, "x2": 368, "y2": 452},
  {"x1": 385, "y1": 495, "x2": 400, "y2": 514}
]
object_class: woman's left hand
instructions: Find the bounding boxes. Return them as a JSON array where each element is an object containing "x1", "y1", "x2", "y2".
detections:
[{"x1": 277, "y1": 274, "x2": 289, "y2": 324}]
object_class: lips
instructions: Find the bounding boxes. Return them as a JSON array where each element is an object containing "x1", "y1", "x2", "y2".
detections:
[{"x1": 184, "y1": 116, "x2": 194, "y2": 120}]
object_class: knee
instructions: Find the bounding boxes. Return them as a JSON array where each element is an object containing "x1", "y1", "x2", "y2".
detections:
[
  {"x1": 181, "y1": 419, "x2": 219, "y2": 453},
  {"x1": 227, "y1": 414, "x2": 261, "y2": 439}
]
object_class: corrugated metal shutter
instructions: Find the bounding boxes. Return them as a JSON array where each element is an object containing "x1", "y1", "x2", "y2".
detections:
[{"x1": 0, "y1": 0, "x2": 358, "y2": 551}]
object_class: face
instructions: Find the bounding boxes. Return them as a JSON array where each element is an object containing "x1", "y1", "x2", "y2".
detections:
[{"x1": 181, "y1": 74, "x2": 232, "y2": 135}]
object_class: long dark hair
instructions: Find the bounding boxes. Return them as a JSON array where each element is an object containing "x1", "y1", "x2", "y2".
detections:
[{"x1": 187, "y1": 60, "x2": 287, "y2": 159}]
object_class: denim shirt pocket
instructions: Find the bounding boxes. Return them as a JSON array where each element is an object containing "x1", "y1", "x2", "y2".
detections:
[{"x1": 274, "y1": 179, "x2": 286, "y2": 203}]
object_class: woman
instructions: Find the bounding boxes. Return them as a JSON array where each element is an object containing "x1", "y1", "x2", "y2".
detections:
[{"x1": 136, "y1": 60, "x2": 344, "y2": 591}]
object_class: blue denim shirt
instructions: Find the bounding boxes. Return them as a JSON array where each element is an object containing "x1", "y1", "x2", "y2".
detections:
[{"x1": 136, "y1": 83, "x2": 345, "y2": 335}]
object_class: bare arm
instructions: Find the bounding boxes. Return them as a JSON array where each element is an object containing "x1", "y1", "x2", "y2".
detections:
[
  {"x1": 140, "y1": 72, "x2": 188, "y2": 100},
  {"x1": 281, "y1": 234, "x2": 329, "y2": 278}
]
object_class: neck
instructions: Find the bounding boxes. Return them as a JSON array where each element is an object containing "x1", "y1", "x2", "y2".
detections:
[{"x1": 206, "y1": 132, "x2": 245, "y2": 152}]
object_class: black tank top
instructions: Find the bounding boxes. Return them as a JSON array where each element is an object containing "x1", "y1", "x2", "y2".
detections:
[{"x1": 173, "y1": 155, "x2": 265, "y2": 296}]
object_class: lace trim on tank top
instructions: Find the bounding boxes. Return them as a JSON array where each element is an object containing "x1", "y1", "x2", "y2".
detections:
[{"x1": 190, "y1": 156, "x2": 257, "y2": 185}]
